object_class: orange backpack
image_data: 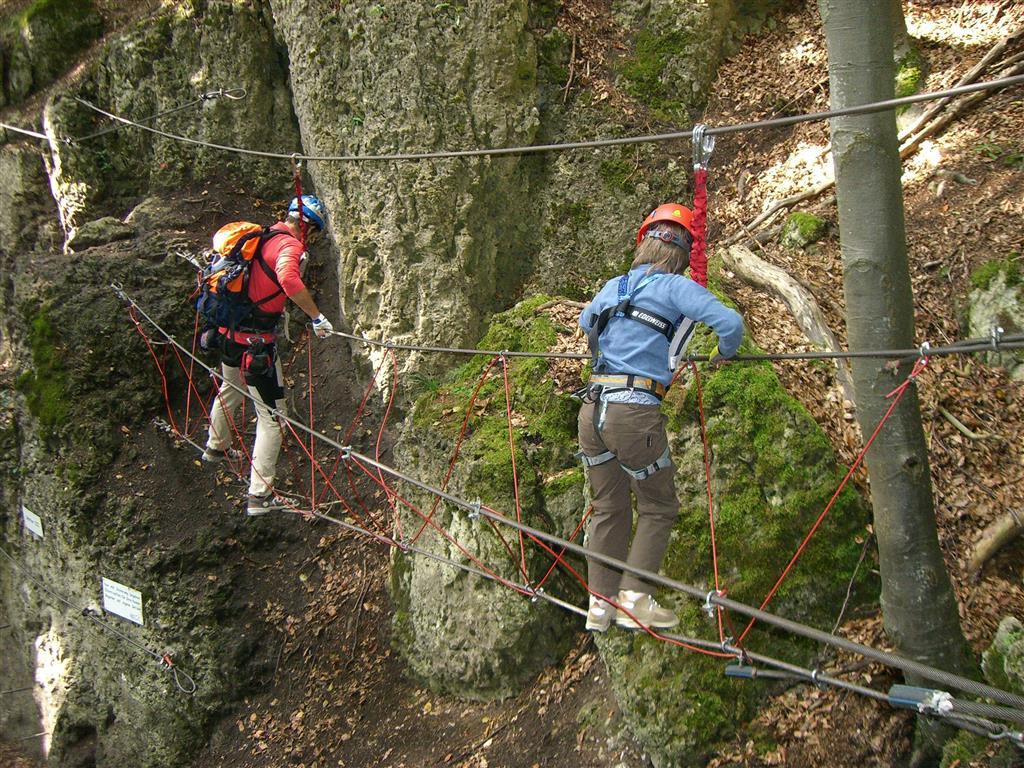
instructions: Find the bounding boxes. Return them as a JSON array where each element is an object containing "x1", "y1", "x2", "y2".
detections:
[{"x1": 195, "y1": 222, "x2": 289, "y2": 332}]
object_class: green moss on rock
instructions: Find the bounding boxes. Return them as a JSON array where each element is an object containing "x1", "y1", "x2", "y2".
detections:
[
  {"x1": 970, "y1": 257, "x2": 1021, "y2": 292},
  {"x1": 395, "y1": 296, "x2": 588, "y2": 698},
  {"x1": 780, "y1": 211, "x2": 828, "y2": 250},
  {"x1": 895, "y1": 46, "x2": 926, "y2": 101},
  {"x1": 15, "y1": 304, "x2": 70, "y2": 436}
]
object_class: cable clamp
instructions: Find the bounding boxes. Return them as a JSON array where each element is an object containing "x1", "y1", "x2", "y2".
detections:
[
  {"x1": 704, "y1": 589, "x2": 723, "y2": 618},
  {"x1": 530, "y1": 587, "x2": 545, "y2": 604},
  {"x1": 396, "y1": 540, "x2": 410, "y2": 555},
  {"x1": 991, "y1": 325, "x2": 1005, "y2": 353},
  {"x1": 919, "y1": 689, "x2": 954, "y2": 715},
  {"x1": 468, "y1": 499, "x2": 482, "y2": 521},
  {"x1": 160, "y1": 653, "x2": 175, "y2": 669},
  {"x1": 719, "y1": 636, "x2": 736, "y2": 654},
  {"x1": 692, "y1": 123, "x2": 716, "y2": 170},
  {"x1": 339, "y1": 445, "x2": 352, "y2": 461}
]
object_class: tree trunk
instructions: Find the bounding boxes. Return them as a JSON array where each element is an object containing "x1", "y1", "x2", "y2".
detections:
[
  {"x1": 818, "y1": 0, "x2": 971, "y2": 760},
  {"x1": 890, "y1": 0, "x2": 911, "y2": 59}
]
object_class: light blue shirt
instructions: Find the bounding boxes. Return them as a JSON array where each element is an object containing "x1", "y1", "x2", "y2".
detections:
[{"x1": 580, "y1": 267, "x2": 745, "y2": 387}]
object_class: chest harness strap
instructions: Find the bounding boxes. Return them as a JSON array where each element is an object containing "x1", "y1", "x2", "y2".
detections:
[{"x1": 587, "y1": 273, "x2": 677, "y2": 371}]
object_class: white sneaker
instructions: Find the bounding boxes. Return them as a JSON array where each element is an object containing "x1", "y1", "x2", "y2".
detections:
[
  {"x1": 201, "y1": 446, "x2": 243, "y2": 464},
  {"x1": 585, "y1": 595, "x2": 613, "y2": 632},
  {"x1": 615, "y1": 590, "x2": 679, "y2": 630}
]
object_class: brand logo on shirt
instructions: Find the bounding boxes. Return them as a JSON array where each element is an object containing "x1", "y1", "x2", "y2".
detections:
[{"x1": 630, "y1": 309, "x2": 669, "y2": 331}]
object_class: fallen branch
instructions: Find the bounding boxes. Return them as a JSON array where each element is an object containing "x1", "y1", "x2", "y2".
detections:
[
  {"x1": 722, "y1": 245, "x2": 856, "y2": 404},
  {"x1": 968, "y1": 509, "x2": 1024, "y2": 575},
  {"x1": 937, "y1": 405, "x2": 991, "y2": 440}
]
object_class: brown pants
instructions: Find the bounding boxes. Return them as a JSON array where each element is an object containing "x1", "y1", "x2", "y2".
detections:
[{"x1": 578, "y1": 401, "x2": 679, "y2": 596}]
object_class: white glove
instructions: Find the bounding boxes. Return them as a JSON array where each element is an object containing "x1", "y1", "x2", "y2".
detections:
[{"x1": 312, "y1": 314, "x2": 334, "y2": 339}]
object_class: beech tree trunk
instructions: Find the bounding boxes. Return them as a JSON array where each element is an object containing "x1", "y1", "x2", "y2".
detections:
[{"x1": 818, "y1": 0, "x2": 970, "y2": 760}]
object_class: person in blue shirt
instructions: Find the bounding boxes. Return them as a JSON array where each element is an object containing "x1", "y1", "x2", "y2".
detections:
[{"x1": 577, "y1": 202, "x2": 744, "y2": 632}]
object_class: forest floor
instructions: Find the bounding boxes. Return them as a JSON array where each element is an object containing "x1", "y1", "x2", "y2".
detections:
[{"x1": 3, "y1": 1, "x2": 1022, "y2": 767}]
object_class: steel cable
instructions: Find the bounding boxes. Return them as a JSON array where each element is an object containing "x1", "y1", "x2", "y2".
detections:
[{"x1": 73, "y1": 74, "x2": 1024, "y2": 163}]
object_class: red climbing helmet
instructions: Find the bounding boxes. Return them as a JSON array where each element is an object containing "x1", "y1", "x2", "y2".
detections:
[{"x1": 637, "y1": 203, "x2": 696, "y2": 244}]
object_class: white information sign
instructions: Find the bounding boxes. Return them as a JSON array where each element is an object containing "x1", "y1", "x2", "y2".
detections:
[
  {"x1": 101, "y1": 578, "x2": 145, "y2": 626},
  {"x1": 21, "y1": 505, "x2": 43, "y2": 538}
]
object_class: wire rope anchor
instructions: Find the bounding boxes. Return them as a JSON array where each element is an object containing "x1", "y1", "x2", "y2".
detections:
[
  {"x1": 468, "y1": 499, "x2": 482, "y2": 521},
  {"x1": 692, "y1": 123, "x2": 715, "y2": 170},
  {"x1": 991, "y1": 325, "x2": 1005, "y2": 364},
  {"x1": 339, "y1": 445, "x2": 353, "y2": 461},
  {"x1": 110, "y1": 282, "x2": 130, "y2": 303},
  {"x1": 809, "y1": 668, "x2": 827, "y2": 689}
]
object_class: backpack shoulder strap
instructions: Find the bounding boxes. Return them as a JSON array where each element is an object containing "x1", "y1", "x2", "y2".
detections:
[{"x1": 249, "y1": 227, "x2": 293, "y2": 307}]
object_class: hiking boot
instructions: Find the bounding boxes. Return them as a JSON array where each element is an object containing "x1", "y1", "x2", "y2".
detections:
[
  {"x1": 246, "y1": 493, "x2": 287, "y2": 516},
  {"x1": 585, "y1": 595, "x2": 614, "y2": 633},
  {"x1": 201, "y1": 446, "x2": 243, "y2": 464},
  {"x1": 615, "y1": 590, "x2": 679, "y2": 630}
]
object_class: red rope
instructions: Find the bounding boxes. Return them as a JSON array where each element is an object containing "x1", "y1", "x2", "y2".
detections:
[
  {"x1": 307, "y1": 332, "x2": 316, "y2": 512},
  {"x1": 376, "y1": 350, "x2": 403, "y2": 541},
  {"x1": 690, "y1": 168, "x2": 709, "y2": 288},
  {"x1": 501, "y1": 356, "x2": 530, "y2": 583},
  {"x1": 535, "y1": 505, "x2": 592, "y2": 591},
  {"x1": 736, "y1": 356, "x2": 930, "y2": 645},
  {"x1": 184, "y1": 312, "x2": 200, "y2": 437},
  {"x1": 691, "y1": 362, "x2": 726, "y2": 642}
]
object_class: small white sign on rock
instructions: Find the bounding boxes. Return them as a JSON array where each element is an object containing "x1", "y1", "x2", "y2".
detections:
[
  {"x1": 101, "y1": 578, "x2": 144, "y2": 626},
  {"x1": 21, "y1": 505, "x2": 43, "y2": 539}
]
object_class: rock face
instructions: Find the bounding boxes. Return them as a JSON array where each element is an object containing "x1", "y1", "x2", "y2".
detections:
[
  {"x1": 269, "y1": 0, "x2": 543, "y2": 365},
  {"x1": 982, "y1": 617, "x2": 1024, "y2": 696},
  {"x1": 1, "y1": 0, "x2": 103, "y2": 105},
  {"x1": 43, "y1": 1, "x2": 299, "y2": 235},
  {"x1": 390, "y1": 297, "x2": 586, "y2": 698},
  {"x1": 967, "y1": 261, "x2": 1023, "y2": 380}
]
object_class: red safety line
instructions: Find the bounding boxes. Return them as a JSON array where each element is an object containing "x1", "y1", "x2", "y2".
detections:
[
  {"x1": 690, "y1": 168, "x2": 709, "y2": 288},
  {"x1": 125, "y1": 307, "x2": 737, "y2": 663},
  {"x1": 376, "y1": 349, "x2": 403, "y2": 541},
  {"x1": 307, "y1": 332, "x2": 316, "y2": 514},
  {"x1": 404, "y1": 356, "x2": 526, "y2": 577},
  {"x1": 736, "y1": 356, "x2": 930, "y2": 645},
  {"x1": 349, "y1": 455, "x2": 535, "y2": 595},
  {"x1": 314, "y1": 348, "x2": 386, "y2": 507},
  {"x1": 691, "y1": 362, "x2": 726, "y2": 642},
  {"x1": 184, "y1": 312, "x2": 200, "y2": 437},
  {"x1": 535, "y1": 504, "x2": 592, "y2": 591},
  {"x1": 501, "y1": 356, "x2": 530, "y2": 583},
  {"x1": 128, "y1": 308, "x2": 179, "y2": 433}
]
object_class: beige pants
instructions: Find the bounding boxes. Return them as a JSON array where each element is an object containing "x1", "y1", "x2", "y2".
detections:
[
  {"x1": 578, "y1": 400, "x2": 679, "y2": 595},
  {"x1": 206, "y1": 358, "x2": 286, "y2": 497}
]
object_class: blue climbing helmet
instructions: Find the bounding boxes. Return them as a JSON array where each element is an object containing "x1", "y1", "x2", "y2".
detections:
[{"x1": 288, "y1": 194, "x2": 326, "y2": 231}]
